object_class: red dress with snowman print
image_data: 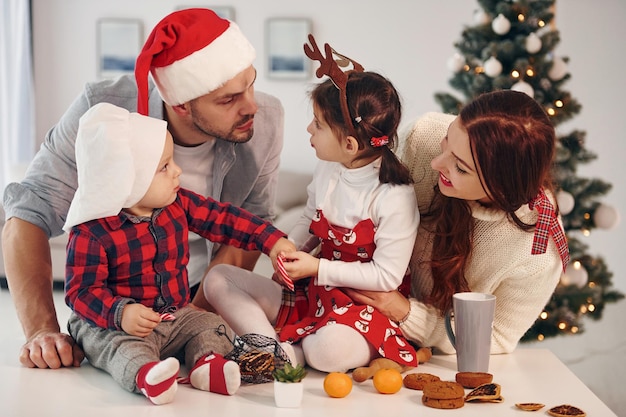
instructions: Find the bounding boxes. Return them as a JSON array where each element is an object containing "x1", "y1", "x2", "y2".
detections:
[{"x1": 277, "y1": 209, "x2": 418, "y2": 367}]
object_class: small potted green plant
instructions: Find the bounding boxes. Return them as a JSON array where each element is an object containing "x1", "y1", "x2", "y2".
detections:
[{"x1": 273, "y1": 362, "x2": 308, "y2": 408}]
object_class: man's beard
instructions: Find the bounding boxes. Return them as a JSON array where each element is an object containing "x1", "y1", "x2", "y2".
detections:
[{"x1": 192, "y1": 114, "x2": 254, "y2": 144}]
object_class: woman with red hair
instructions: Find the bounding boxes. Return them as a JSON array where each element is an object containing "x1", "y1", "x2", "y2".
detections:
[{"x1": 346, "y1": 90, "x2": 569, "y2": 355}]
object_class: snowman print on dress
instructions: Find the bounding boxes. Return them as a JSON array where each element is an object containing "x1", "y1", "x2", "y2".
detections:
[
  {"x1": 354, "y1": 306, "x2": 375, "y2": 334},
  {"x1": 314, "y1": 294, "x2": 325, "y2": 317},
  {"x1": 331, "y1": 298, "x2": 350, "y2": 315},
  {"x1": 296, "y1": 323, "x2": 317, "y2": 336},
  {"x1": 357, "y1": 247, "x2": 369, "y2": 259}
]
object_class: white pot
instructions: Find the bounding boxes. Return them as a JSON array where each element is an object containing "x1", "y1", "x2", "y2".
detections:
[{"x1": 273, "y1": 380, "x2": 303, "y2": 408}]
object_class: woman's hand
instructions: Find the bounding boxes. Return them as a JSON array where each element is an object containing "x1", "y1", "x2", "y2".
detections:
[
  {"x1": 343, "y1": 288, "x2": 410, "y2": 324},
  {"x1": 121, "y1": 304, "x2": 161, "y2": 337}
]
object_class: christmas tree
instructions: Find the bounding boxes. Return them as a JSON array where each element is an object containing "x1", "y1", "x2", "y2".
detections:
[{"x1": 434, "y1": 0, "x2": 624, "y2": 341}]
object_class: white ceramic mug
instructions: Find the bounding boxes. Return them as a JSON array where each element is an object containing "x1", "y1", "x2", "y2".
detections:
[{"x1": 445, "y1": 292, "x2": 496, "y2": 372}]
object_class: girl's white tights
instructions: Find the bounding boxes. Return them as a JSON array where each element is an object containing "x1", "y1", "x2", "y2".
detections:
[
  {"x1": 203, "y1": 264, "x2": 283, "y2": 341},
  {"x1": 302, "y1": 323, "x2": 377, "y2": 373},
  {"x1": 203, "y1": 264, "x2": 375, "y2": 372}
]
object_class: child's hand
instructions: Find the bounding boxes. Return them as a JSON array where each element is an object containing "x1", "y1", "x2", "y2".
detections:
[
  {"x1": 281, "y1": 251, "x2": 320, "y2": 280},
  {"x1": 121, "y1": 303, "x2": 161, "y2": 337},
  {"x1": 269, "y1": 238, "x2": 296, "y2": 276}
]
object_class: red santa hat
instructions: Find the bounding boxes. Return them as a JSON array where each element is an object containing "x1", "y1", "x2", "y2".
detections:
[{"x1": 135, "y1": 8, "x2": 256, "y2": 115}]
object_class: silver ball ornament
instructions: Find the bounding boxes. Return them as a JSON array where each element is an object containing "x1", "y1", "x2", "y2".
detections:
[
  {"x1": 548, "y1": 57, "x2": 568, "y2": 81},
  {"x1": 525, "y1": 33, "x2": 542, "y2": 54},
  {"x1": 511, "y1": 80, "x2": 534, "y2": 98},
  {"x1": 492, "y1": 14, "x2": 511, "y2": 35},
  {"x1": 473, "y1": 9, "x2": 490, "y2": 25},
  {"x1": 484, "y1": 56, "x2": 503, "y2": 77},
  {"x1": 562, "y1": 261, "x2": 588, "y2": 289},
  {"x1": 556, "y1": 190, "x2": 575, "y2": 215},
  {"x1": 594, "y1": 203, "x2": 620, "y2": 230},
  {"x1": 447, "y1": 53, "x2": 465, "y2": 73}
]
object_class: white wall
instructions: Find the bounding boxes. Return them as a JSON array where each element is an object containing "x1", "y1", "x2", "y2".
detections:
[
  {"x1": 31, "y1": 1, "x2": 626, "y2": 414},
  {"x1": 32, "y1": 0, "x2": 481, "y2": 175},
  {"x1": 33, "y1": 0, "x2": 626, "y2": 285}
]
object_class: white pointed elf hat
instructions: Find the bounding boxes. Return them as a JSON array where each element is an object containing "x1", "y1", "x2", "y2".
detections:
[{"x1": 63, "y1": 103, "x2": 167, "y2": 232}]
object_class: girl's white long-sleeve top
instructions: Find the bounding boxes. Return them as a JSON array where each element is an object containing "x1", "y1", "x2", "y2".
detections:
[{"x1": 289, "y1": 158, "x2": 419, "y2": 292}]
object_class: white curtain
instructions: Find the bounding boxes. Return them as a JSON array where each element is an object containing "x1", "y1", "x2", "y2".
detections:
[{"x1": 0, "y1": 0, "x2": 35, "y2": 195}]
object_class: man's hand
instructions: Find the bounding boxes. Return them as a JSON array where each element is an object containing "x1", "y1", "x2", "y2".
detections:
[
  {"x1": 20, "y1": 330, "x2": 84, "y2": 369},
  {"x1": 3, "y1": 218, "x2": 84, "y2": 369},
  {"x1": 121, "y1": 304, "x2": 161, "y2": 337}
]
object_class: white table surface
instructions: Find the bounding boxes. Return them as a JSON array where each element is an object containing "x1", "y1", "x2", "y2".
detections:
[{"x1": 0, "y1": 346, "x2": 616, "y2": 417}]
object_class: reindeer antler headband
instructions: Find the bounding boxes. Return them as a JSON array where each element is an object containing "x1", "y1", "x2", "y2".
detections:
[{"x1": 303, "y1": 34, "x2": 364, "y2": 137}]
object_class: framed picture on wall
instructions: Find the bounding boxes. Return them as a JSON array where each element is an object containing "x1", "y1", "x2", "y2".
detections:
[
  {"x1": 266, "y1": 18, "x2": 312, "y2": 80},
  {"x1": 175, "y1": 6, "x2": 235, "y2": 21},
  {"x1": 97, "y1": 18, "x2": 143, "y2": 79}
]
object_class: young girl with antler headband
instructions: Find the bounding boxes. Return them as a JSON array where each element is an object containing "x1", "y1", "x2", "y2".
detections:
[{"x1": 204, "y1": 35, "x2": 420, "y2": 372}]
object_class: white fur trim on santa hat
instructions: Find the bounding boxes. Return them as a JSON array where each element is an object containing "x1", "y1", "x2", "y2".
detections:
[
  {"x1": 152, "y1": 22, "x2": 256, "y2": 106},
  {"x1": 63, "y1": 103, "x2": 167, "y2": 232}
]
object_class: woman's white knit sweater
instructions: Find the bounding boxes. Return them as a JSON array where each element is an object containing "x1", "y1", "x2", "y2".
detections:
[{"x1": 398, "y1": 112, "x2": 562, "y2": 354}]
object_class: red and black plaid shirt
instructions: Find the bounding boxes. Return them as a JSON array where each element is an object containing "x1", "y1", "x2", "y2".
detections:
[{"x1": 65, "y1": 188, "x2": 285, "y2": 330}]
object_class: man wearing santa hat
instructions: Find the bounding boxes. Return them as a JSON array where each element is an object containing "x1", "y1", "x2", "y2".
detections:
[{"x1": 2, "y1": 8, "x2": 284, "y2": 370}]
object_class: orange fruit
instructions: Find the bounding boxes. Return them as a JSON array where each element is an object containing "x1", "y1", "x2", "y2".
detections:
[
  {"x1": 323, "y1": 372, "x2": 353, "y2": 398},
  {"x1": 373, "y1": 368, "x2": 403, "y2": 394}
]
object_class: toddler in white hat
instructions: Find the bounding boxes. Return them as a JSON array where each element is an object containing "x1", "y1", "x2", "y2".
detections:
[{"x1": 63, "y1": 102, "x2": 294, "y2": 405}]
